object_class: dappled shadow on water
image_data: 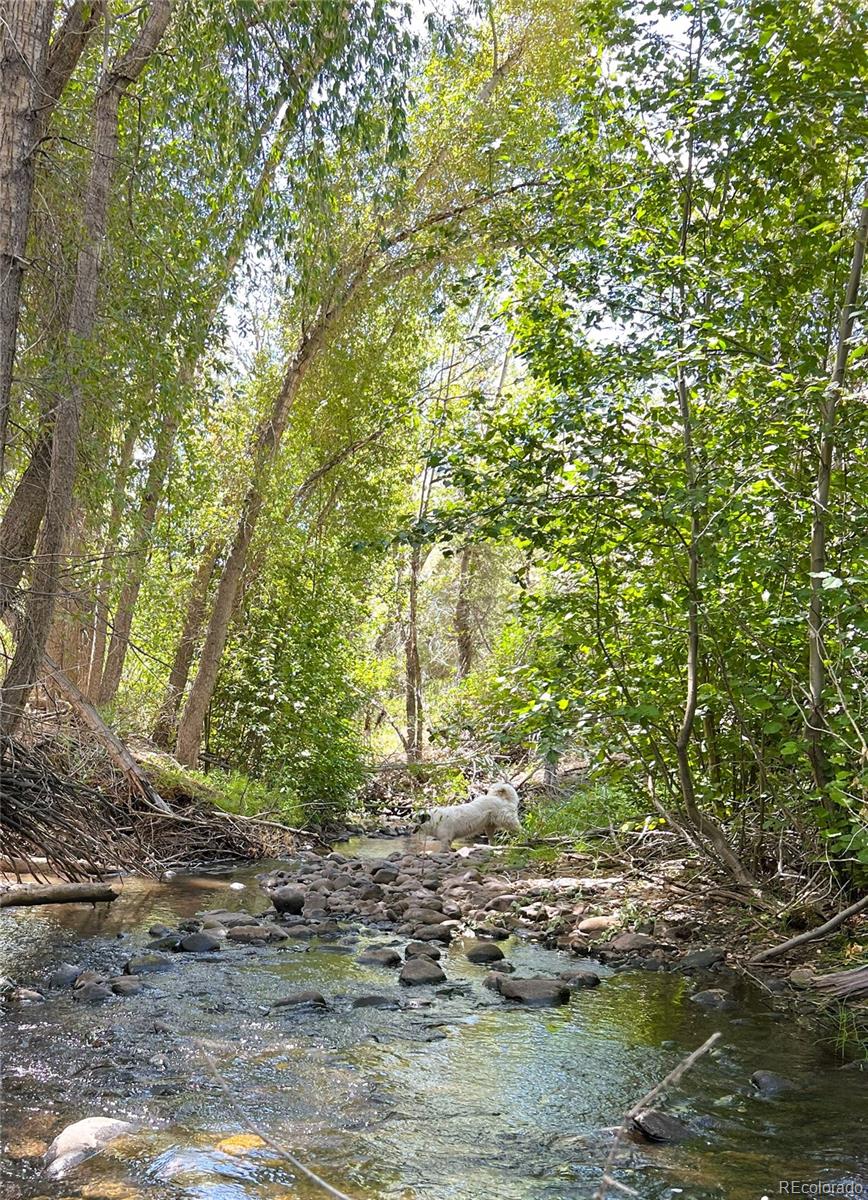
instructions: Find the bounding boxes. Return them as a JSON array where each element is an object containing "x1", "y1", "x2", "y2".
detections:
[{"x1": 2, "y1": 858, "x2": 867, "y2": 1200}]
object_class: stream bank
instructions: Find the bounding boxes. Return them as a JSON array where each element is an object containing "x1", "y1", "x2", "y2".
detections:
[{"x1": 2, "y1": 837, "x2": 867, "y2": 1200}]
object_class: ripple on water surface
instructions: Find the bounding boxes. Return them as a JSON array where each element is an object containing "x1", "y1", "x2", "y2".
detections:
[{"x1": 2, "y1": 856, "x2": 867, "y2": 1200}]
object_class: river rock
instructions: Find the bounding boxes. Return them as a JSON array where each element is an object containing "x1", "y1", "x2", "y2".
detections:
[
  {"x1": 680, "y1": 947, "x2": 726, "y2": 970},
  {"x1": 110, "y1": 976, "x2": 142, "y2": 996},
  {"x1": 357, "y1": 948, "x2": 402, "y2": 968},
  {"x1": 147, "y1": 935, "x2": 182, "y2": 951},
  {"x1": 179, "y1": 932, "x2": 221, "y2": 953},
  {"x1": 148, "y1": 924, "x2": 175, "y2": 938},
  {"x1": 750, "y1": 1070, "x2": 797, "y2": 1096},
  {"x1": 11, "y1": 987, "x2": 45, "y2": 1004},
  {"x1": 227, "y1": 924, "x2": 287, "y2": 943},
  {"x1": 632, "y1": 1109, "x2": 691, "y2": 1143},
  {"x1": 487, "y1": 960, "x2": 515, "y2": 973},
  {"x1": 473, "y1": 925, "x2": 511, "y2": 940},
  {"x1": 610, "y1": 932, "x2": 658, "y2": 952},
  {"x1": 399, "y1": 958, "x2": 447, "y2": 986},
  {"x1": 404, "y1": 942, "x2": 441, "y2": 960},
  {"x1": 372, "y1": 866, "x2": 400, "y2": 884},
  {"x1": 124, "y1": 952, "x2": 173, "y2": 975},
  {"x1": 352, "y1": 994, "x2": 399, "y2": 1009},
  {"x1": 409, "y1": 923, "x2": 453, "y2": 943},
  {"x1": 73, "y1": 969, "x2": 104, "y2": 988},
  {"x1": 690, "y1": 988, "x2": 732, "y2": 1010},
  {"x1": 49, "y1": 964, "x2": 82, "y2": 989},
  {"x1": 578, "y1": 915, "x2": 618, "y2": 934},
  {"x1": 272, "y1": 887, "x2": 305, "y2": 916},
  {"x1": 558, "y1": 969, "x2": 601, "y2": 987},
  {"x1": 465, "y1": 940, "x2": 505, "y2": 964},
  {"x1": 73, "y1": 981, "x2": 113, "y2": 1003},
  {"x1": 199, "y1": 910, "x2": 256, "y2": 929},
  {"x1": 44, "y1": 1117, "x2": 135, "y2": 1180},
  {"x1": 489, "y1": 976, "x2": 571, "y2": 1006},
  {"x1": 273, "y1": 990, "x2": 327, "y2": 1008}
]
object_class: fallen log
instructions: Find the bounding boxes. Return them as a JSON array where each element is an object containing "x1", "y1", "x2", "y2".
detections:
[{"x1": 0, "y1": 882, "x2": 118, "y2": 907}]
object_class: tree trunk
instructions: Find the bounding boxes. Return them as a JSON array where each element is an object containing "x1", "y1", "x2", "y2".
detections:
[
  {"x1": 174, "y1": 326, "x2": 327, "y2": 766},
  {"x1": 98, "y1": 411, "x2": 179, "y2": 702},
  {"x1": 0, "y1": 432, "x2": 51, "y2": 614},
  {"x1": 454, "y1": 544, "x2": 474, "y2": 679},
  {"x1": 0, "y1": 0, "x2": 172, "y2": 738},
  {"x1": 0, "y1": 1, "x2": 54, "y2": 476},
  {"x1": 405, "y1": 545, "x2": 423, "y2": 762},
  {"x1": 151, "y1": 541, "x2": 218, "y2": 748},
  {"x1": 0, "y1": 0, "x2": 105, "y2": 475},
  {"x1": 86, "y1": 422, "x2": 138, "y2": 698},
  {"x1": 806, "y1": 183, "x2": 868, "y2": 796}
]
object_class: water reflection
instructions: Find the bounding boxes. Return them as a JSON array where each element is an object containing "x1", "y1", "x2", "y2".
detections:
[{"x1": 1, "y1": 859, "x2": 866, "y2": 1200}]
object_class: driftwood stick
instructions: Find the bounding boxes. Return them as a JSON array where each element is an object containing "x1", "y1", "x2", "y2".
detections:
[
  {"x1": 0, "y1": 882, "x2": 118, "y2": 907},
  {"x1": 750, "y1": 893, "x2": 868, "y2": 963},
  {"x1": 593, "y1": 1032, "x2": 721, "y2": 1200}
]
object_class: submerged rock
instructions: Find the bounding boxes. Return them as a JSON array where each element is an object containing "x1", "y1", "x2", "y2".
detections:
[
  {"x1": 489, "y1": 976, "x2": 571, "y2": 1006},
  {"x1": 352, "y1": 994, "x2": 399, "y2": 1009},
  {"x1": 690, "y1": 988, "x2": 732, "y2": 1010},
  {"x1": 750, "y1": 1070, "x2": 797, "y2": 1096},
  {"x1": 43, "y1": 1117, "x2": 135, "y2": 1179},
  {"x1": 632, "y1": 1109, "x2": 692, "y2": 1143},
  {"x1": 273, "y1": 990, "x2": 327, "y2": 1008},
  {"x1": 680, "y1": 947, "x2": 726, "y2": 971},
  {"x1": 558, "y1": 969, "x2": 601, "y2": 988}
]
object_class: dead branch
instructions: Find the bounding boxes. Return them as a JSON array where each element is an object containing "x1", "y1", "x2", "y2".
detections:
[
  {"x1": 593, "y1": 1032, "x2": 721, "y2": 1200},
  {"x1": 750, "y1": 893, "x2": 868, "y2": 963},
  {"x1": 0, "y1": 882, "x2": 118, "y2": 907}
]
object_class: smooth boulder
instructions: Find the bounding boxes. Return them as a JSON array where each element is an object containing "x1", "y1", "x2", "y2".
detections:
[
  {"x1": 465, "y1": 940, "x2": 505, "y2": 964},
  {"x1": 399, "y1": 958, "x2": 446, "y2": 986},
  {"x1": 490, "y1": 976, "x2": 571, "y2": 1006}
]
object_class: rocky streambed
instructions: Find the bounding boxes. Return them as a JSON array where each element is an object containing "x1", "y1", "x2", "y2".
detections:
[{"x1": 2, "y1": 836, "x2": 867, "y2": 1200}]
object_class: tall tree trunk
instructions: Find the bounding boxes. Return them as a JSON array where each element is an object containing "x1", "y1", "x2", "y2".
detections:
[
  {"x1": 0, "y1": 0, "x2": 105, "y2": 474},
  {"x1": 151, "y1": 541, "x2": 218, "y2": 749},
  {"x1": 0, "y1": 432, "x2": 51, "y2": 614},
  {"x1": 0, "y1": 1, "x2": 54, "y2": 476},
  {"x1": 806, "y1": 183, "x2": 868, "y2": 797},
  {"x1": 0, "y1": 0, "x2": 172, "y2": 738},
  {"x1": 174, "y1": 323, "x2": 329, "y2": 766},
  {"x1": 455, "y1": 544, "x2": 474, "y2": 679},
  {"x1": 405, "y1": 545, "x2": 423, "y2": 762},
  {"x1": 86, "y1": 421, "x2": 137, "y2": 698}
]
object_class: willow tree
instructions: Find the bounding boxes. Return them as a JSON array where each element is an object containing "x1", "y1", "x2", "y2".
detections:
[{"x1": 175, "y1": 0, "x2": 597, "y2": 764}]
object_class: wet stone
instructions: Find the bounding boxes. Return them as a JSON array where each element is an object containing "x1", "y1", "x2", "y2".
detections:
[
  {"x1": 690, "y1": 988, "x2": 733, "y2": 1010},
  {"x1": 48, "y1": 964, "x2": 81, "y2": 989},
  {"x1": 273, "y1": 990, "x2": 327, "y2": 1008},
  {"x1": 352, "y1": 994, "x2": 399, "y2": 1009},
  {"x1": 681, "y1": 947, "x2": 726, "y2": 971},
  {"x1": 399, "y1": 958, "x2": 447, "y2": 986},
  {"x1": 558, "y1": 969, "x2": 601, "y2": 988},
  {"x1": 110, "y1": 976, "x2": 143, "y2": 996},
  {"x1": 632, "y1": 1110, "x2": 692, "y2": 1143},
  {"x1": 272, "y1": 887, "x2": 305, "y2": 916},
  {"x1": 147, "y1": 935, "x2": 182, "y2": 952},
  {"x1": 74, "y1": 982, "x2": 114, "y2": 1003},
  {"x1": 404, "y1": 942, "x2": 441, "y2": 960},
  {"x1": 489, "y1": 976, "x2": 571, "y2": 1006},
  {"x1": 179, "y1": 932, "x2": 221, "y2": 953},
  {"x1": 357, "y1": 948, "x2": 402, "y2": 968},
  {"x1": 465, "y1": 940, "x2": 505, "y2": 964},
  {"x1": 750, "y1": 1070, "x2": 797, "y2": 1096},
  {"x1": 124, "y1": 953, "x2": 173, "y2": 975}
]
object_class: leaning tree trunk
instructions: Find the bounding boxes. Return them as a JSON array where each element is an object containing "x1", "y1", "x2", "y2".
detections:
[
  {"x1": 0, "y1": 0, "x2": 105, "y2": 475},
  {"x1": 0, "y1": 0, "x2": 172, "y2": 739},
  {"x1": 174, "y1": 324, "x2": 328, "y2": 766},
  {"x1": 404, "y1": 545, "x2": 424, "y2": 763},
  {"x1": 806, "y1": 182, "x2": 868, "y2": 798},
  {"x1": 0, "y1": 433, "x2": 51, "y2": 615},
  {"x1": 454, "y1": 544, "x2": 474, "y2": 679},
  {"x1": 151, "y1": 541, "x2": 218, "y2": 749}
]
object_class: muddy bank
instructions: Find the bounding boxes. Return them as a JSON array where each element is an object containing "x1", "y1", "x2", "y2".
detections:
[{"x1": 2, "y1": 840, "x2": 868, "y2": 1200}]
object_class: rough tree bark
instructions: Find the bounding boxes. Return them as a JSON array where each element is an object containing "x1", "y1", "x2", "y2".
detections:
[
  {"x1": 0, "y1": 0, "x2": 105, "y2": 474},
  {"x1": 0, "y1": 1, "x2": 54, "y2": 476},
  {"x1": 454, "y1": 544, "x2": 474, "y2": 679},
  {"x1": 0, "y1": 881, "x2": 118, "y2": 907},
  {"x1": 151, "y1": 541, "x2": 218, "y2": 749},
  {"x1": 0, "y1": 0, "x2": 172, "y2": 738},
  {"x1": 404, "y1": 545, "x2": 424, "y2": 763},
  {"x1": 806, "y1": 183, "x2": 868, "y2": 797}
]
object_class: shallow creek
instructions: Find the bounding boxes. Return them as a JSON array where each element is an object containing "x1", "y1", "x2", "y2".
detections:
[{"x1": 2, "y1": 838, "x2": 866, "y2": 1200}]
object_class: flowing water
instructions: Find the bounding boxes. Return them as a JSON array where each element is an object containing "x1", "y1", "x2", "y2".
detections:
[{"x1": 2, "y1": 840, "x2": 866, "y2": 1200}]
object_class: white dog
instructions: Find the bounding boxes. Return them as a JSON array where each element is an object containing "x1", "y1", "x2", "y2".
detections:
[{"x1": 416, "y1": 782, "x2": 522, "y2": 848}]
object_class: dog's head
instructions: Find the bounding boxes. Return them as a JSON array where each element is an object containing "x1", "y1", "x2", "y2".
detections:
[{"x1": 414, "y1": 811, "x2": 432, "y2": 833}]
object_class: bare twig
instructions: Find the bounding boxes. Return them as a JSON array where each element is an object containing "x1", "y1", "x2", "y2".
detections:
[
  {"x1": 593, "y1": 1032, "x2": 721, "y2": 1200},
  {"x1": 197, "y1": 1044, "x2": 358, "y2": 1200}
]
